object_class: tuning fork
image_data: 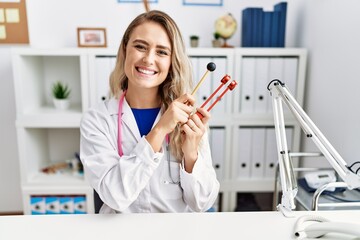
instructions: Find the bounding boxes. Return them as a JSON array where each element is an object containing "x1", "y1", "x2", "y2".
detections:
[{"x1": 196, "y1": 74, "x2": 237, "y2": 118}]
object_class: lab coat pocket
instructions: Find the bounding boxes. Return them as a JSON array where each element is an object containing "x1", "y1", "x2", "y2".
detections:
[{"x1": 161, "y1": 159, "x2": 182, "y2": 200}]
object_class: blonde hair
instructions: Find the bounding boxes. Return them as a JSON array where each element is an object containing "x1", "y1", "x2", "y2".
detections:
[{"x1": 110, "y1": 10, "x2": 193, "y2": 161}]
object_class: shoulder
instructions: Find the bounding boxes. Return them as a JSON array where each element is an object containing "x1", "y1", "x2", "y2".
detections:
[{"x1": 80, "y1": 97, "x2": 118, "y2": 127}]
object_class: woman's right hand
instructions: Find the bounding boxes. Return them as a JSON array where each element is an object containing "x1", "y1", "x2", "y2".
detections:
[
  {"x1": 158, "y1": 93, "x2": 195, "y2": 134},
  {"x1": 146, "y1": 94, "x2": 195, "y2": 153}
]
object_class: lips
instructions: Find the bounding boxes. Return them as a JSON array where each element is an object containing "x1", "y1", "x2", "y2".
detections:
[{"x1": 136, "y1": 67, "x2": 157, "y2": 75}]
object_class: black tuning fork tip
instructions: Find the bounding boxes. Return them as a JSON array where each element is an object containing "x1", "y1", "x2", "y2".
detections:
[{"x1": 207, "y1": 62, "x2": 216, "y2": 72}]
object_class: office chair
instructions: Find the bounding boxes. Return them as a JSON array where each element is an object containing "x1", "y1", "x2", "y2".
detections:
[{"x1": 93, "y1": 190, "x2": 103, "y2": 214}]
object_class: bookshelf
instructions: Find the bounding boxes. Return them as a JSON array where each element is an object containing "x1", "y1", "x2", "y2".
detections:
[{"x1": 12, "y1": 47, "x2": 307, "y2": 213}]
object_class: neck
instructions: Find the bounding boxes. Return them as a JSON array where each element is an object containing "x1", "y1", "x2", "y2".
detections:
[{"x1": 125, "y1": 88, "x2": 161, "y2": 108}]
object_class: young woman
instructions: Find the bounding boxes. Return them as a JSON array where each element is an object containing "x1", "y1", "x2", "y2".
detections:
[{"x1": 80, "y1": 10, "x2": 219, "y2": 213}]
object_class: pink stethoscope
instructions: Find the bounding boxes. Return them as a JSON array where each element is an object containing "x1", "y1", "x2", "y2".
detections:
[{"x1": 117, "y1": 91, "x2": 178, "y2": 184}]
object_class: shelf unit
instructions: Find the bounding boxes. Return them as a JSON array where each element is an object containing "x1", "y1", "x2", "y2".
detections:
[
  {"x1": 12, "y1": 47, "x2": 307, "y2": 213},
  {"x1": 12, "y1": 48, "x2": 94, "y2": 214}
]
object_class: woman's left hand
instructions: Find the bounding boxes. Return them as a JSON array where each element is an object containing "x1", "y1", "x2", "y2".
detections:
[{"x1": 181, "y1": 107, "x2": 210, "y2": 172}]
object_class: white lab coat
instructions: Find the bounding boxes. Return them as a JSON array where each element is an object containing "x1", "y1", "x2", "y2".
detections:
[{"x1": 80, "y1": 97, "x2": 220, "y2": 213}]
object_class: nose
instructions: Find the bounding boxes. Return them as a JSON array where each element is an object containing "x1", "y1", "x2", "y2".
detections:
[{"x1": 142, "y1": 50, "x2": 155, "y2": 65}]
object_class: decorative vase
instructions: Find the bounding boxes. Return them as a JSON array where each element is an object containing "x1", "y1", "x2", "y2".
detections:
[
  {"x1": 53, "y1": 98, "x2": 70, "y2": 110},
  {"x1": 212, "y1": 39, "x2": 222, "y2": 48},
  {"x1": 190, "y1": 39, "x2": 199, "y2": 48}
]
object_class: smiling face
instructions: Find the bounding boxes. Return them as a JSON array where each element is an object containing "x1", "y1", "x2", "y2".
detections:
[{"x1": 124, "y1": 21, "x2": 172, "y2": 93}]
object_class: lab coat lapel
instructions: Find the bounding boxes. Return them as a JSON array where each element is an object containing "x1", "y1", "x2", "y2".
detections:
[{"x1": 121, "y1": 98, "x2": 141, "y2": 140}]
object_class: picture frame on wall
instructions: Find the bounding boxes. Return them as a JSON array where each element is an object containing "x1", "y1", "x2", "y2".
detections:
[
  {"x1": 117, "y1": 0, "x2": 158, "y2": 3},
  {"x1": 183, "y1": 0, "x2": 223, "y2": 6},
  {"x1": 77, "y1": 28, "x2": 107, "y2": 48}
]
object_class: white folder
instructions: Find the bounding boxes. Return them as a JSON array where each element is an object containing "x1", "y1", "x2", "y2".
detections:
[
  {"x1": 283, "y1": 57, "x2": 298, "y2": 98},
  {"x1": 268, "y1": 57, "x2": 284, "y2": 112},
  {"x1": 94, "y1": 57, "x2": 112, "y2": 103},
  {"x1": 254, "y1": 57, "x2": 270, "y2": 113},
  {"x1": 236, "y1": 127, "x2": 252, "y2": 179},
  {"x1": 190, "y1": 57, "x2": 199, "y2": 101},
  {"x1": 197, "y1": 57, "x2": 212, "y2": 105},
  {"x1": 210, "y1": 127, "x2": 226, "y2": 181},
  {"x1": 211, "y1": 57, "x2": 227, "y2": 114},
  {"x1": 240, "y1": 57, "x2": 256, "y2": 113},
  {"x1": 264, "y1": 127, "x2": 294, "y2": 178},
  {"x1": 264, "y1": 127, "x2": 278, "y2": 178},
  {"x1": 250, "y1": 128, "x2": 266, "y2": 178}
]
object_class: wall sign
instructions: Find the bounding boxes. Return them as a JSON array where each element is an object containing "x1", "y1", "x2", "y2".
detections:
[{"x1": 183, "y1": 0, "x2": 223, "y2": 6}]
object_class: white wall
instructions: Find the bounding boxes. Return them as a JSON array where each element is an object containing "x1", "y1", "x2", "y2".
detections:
[
  {"x1": 297, "y1": 0, "x2": 360, "y2": 168},
  {"x1": 1, "y1": 0, "x2": 359, "y2": 212}
]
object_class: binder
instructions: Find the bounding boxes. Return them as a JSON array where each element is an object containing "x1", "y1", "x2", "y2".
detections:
[
  {"x1": 240, "y1": 57, "x2": 256, "y2": 113},
  {"x1": 236, "y1": 127, "x2": 252, "y2": 178},
  {"x1": 74, "y1": 196, "x2": 87, "y2": 214},
  {"x1": 270, "y1": 10, "x2": 280, "y2": 47},
  {"x1": 252, "y1": 8, "x2": 264, "y2": 47},
  {"x1": 264, "y1": 127, "x2": 278, "y2": 178},
  {"x1": 254, "y1": 57, "x2": 270, "y2": 113},
  {"x1": 250, "y1": 128, "x2": 266, "y2": 178},
  {"x1": 197, "y1": 57, "x2": 212, "y2": 105},
  {"x1": 283, "y1": 57, "x2": 298, "y2": 98},
  {"x1": 242, "y1": 8, "x2": 253, "y2": 47},
  {"x1": 264, "y1": 127, "x2": 293, "y2": 178},
  {"x1": 274, "y1": 2, "x2": 287, "y2": 47},
  {"x1": 190, "y1": 56, "x2": 199, "y2": 100},
  {"x1": 210, "y1": 127, "x2": 226, "y2": 181},
  {"x1": 60, "y1": 196, "x2": 74, "y2": 214},
  {"x1": 45, "y1": 196, "x2": 60, "y2": 214},
  {"x1": 94, "y1": 56, "x2": 112, "y2": 103},
  {"x1": 211, "y1": 57, "x2": 227, "y2": 114},
  {"x1": 262, "y1": 11, "x2": 273, "y2": 47},
  {"x1": 268, "y1": 57, "x2": 284, "y2": 112},
  {"x1": 30, "y1": 196, "x2": 46, "y2": 215}
]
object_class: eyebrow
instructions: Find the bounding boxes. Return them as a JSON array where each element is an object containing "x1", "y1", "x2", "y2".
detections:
[{"x1": 132, "y1": 39, "x2": 171, "y2": 53}]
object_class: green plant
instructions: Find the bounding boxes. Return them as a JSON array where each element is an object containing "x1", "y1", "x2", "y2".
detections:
[
  {"x1": 214, "y1": 32, "x2": 221, "y2": 40},
  {"x1": 52, "y1": 81, "x2": 71, "y2": 99},
  {"x1": 190, "y1": 35, "x2": 199, "y2": 40}
]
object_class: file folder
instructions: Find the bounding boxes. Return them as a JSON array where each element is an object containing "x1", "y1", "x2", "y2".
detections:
[
  {"x1": 283, "y1": 57, "x2": 298, "y2": 98},
  {"x1": 94, "y1": 56, "x2": 115, "y2": 103},
  {"x1": 254, "y1": 57, "x2": 270, "y2": 113},
  {"x1": 236, "y1": 127, "x2": 252, "y2": 178},
  {"x1": 264, "y1": 127, "x2": 293, "y2": 178},
  {"x1": 45, "y1": 196, "x2": 60, "y2": 214},
  {"x1": 210, "y1": 127, "x2": 226, "y2": 181},
  {"x1": 211, "y1": 57, "x2": 227, "y2": 114},
  {"x1": 74, "y1": 196, "x2": 87, "y2": 214},
  {"x1": 30, "y1": 196, "x2": 46, "y2": 215},
  {"x1": 250, "y1": 128, "x2": 266, "y2": 178},
  {"x1": 197, "y1": 57, "x2": 212, "y2": 104},
  {"x1": 240, "y1": 57, "x2": 256, "y2": 113},
  {"x1": 60, "y1": 196, "x2": 74, "y2": 214},
  {"x1": 268, "y1": 57, "x2": 284, "y2": 112}
]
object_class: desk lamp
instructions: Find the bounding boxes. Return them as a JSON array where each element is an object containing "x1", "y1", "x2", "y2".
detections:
[{"x1": 267, "y1": 79, "x2": 360, "y2": 216}]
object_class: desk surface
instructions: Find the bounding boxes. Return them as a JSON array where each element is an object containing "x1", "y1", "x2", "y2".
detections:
[{"x1": 1, "y1": 211, "x2": 360, "y2": 240}]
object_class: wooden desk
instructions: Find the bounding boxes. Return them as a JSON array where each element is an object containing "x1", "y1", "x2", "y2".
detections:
[{"x1": 1, "y1": 211, "x2": 360, "y2": 240}]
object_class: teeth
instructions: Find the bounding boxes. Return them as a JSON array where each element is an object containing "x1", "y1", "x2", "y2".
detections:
[{"x1": 137, "y1": 67, "x2": 155, "y2": 75}]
